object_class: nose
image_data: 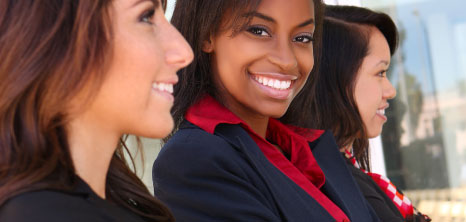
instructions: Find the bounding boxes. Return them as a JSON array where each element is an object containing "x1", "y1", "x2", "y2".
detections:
[
  {"x1": 163, "y1": 21, "x2": 194, "y2": 70},
  {"x1": 383, "y1": 78, "x2": 397, "y2": 100},
  {"x1": 267, "y1": 39, "x2": 298, "y2": 71}
]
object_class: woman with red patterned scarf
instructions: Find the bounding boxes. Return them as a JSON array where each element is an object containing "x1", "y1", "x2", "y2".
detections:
[{"x1": 310, "y1": 5, "x2": 431, "y2": 222}]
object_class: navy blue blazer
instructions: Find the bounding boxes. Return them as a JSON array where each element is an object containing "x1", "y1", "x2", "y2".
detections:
[{"x1": 153, "y1": 121, "x2": 379, "y2": 221}]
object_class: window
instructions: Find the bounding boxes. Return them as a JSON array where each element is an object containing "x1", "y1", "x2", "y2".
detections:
[{"x1": 360, "y1": 0, "x2": 466, "y2": 220}]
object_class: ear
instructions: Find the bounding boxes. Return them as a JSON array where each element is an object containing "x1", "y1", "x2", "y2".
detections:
[{"x1": 202, "y1": 36, "x2": 214, "y2": 53}]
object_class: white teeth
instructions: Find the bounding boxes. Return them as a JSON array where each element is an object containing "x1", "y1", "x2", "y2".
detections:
[
  {"x1": 152, "y1": 82, "x2": 173, "y2": 93},
  {"x1": 280, "y1": 81, "x2": 288, "y2": 89},
  {"x1": 253, "y1": 75, "x2": 292, "y2": 90},
  {"x1": 267, "y1": 79, "x2": 274, "y2": 87},
  {"x1": 377, "y1": 109, "x2": 385, "y2": 115},
  {"x1": 258, "y1": 77, "x2": 263, "y2": 84}
]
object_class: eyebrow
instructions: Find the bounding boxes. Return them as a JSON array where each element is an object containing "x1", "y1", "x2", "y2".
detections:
[
  {"x1": 376, "y1": 60, "x2": 390, "y2": 67},
  {"x1": 131, "y1": 0, "x2": 160, "y2": 8},
  {"x1": 245, "y1": 12, "x2": 314, "y2": 28}
]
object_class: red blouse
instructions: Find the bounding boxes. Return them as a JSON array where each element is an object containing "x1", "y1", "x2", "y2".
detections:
[{"x1": 185, "y1": 95, "x2": 349, "y2": 221}]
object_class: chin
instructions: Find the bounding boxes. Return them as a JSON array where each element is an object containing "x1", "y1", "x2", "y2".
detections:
[
  {"x1": 258, "y1": 102, "x2": 290, "y2": 119},
  {"x1": 367, "y1": 129, "x2": 383, "y2": 139},
  {"x1": 139, "y1": 118, "x2": 174, "y2": 139},
  {"x1": 263, "y1": 111, "x2": 288, "y2": 120}
]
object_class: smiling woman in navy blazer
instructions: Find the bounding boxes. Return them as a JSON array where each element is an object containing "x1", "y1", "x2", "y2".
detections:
[{"x1": 153, "y1": 0, "x2": 379, "y2": 221}]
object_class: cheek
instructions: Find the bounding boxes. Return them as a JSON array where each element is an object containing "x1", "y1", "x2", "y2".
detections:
[
  {"x1": 213, "y1": 37, "x2": 263, "y2": 86},
  {"x1": 354, "y1": 80, "x2": 378, "y2": 118},
  {"x1": 296, "y1": 47, "x2": 314, "y2": 72},
  {"x1": 354, "y1": 83, "x2": 384, "y2": 137},
  {"x1": 355, "y1": 88, "x2": 376, "y2": 114},
  {"x1": 124, "y1": 85, "x2": 175, "y2": 138},
  {"x1": 297, "y1": 48, "x2": 315, "y2": 73},
  {"x1": 106, "y1": 42, "x2": 169, "y2": 136}
]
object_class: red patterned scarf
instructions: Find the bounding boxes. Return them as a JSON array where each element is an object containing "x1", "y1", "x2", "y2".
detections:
[{"x1": 344, "y1": 149, "x2": 414, "y2": 218}]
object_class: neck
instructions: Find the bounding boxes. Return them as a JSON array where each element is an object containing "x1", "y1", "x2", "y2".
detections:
[
  {"x1": 340, "y1": 141, "x2": 354, "y2": 154},
  {"x1": 342, "y1": 145, "x2": 352, "y2": 152},
  {"x1": 226, "y1": 104, "x2": 269, "y2": 138},
  {"x1": 67, "y1": 113, "x2": 120, "y2": 199},
  {"x1": 243, "y1": 115, "x2": 269, "y2": 138}
]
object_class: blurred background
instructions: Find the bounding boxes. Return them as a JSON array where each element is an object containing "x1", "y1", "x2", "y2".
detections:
[
  {"x1": 359, "y1": 0, "x2": 466, "y2": 221},
  {"x1": 127, "y1": 0, "x2": 466, "y2": 221}
]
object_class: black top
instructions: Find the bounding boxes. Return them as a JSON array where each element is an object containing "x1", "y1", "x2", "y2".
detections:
[
  {"x1": 346, "y1": 159, "x2": 404, "y2": 222},
  {"x1": 347, "y1": 160, "x2": 432, "y2": 222},
  {"x1": 0, "y1": 178, "x2": 145, "y2": 222}
]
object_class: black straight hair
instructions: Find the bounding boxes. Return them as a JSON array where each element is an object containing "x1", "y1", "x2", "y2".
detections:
[
  {"x1": 310, "y1": 5, "x2": 399, "y2": 171},
  {"x1": 325, "y1": 5, "x2": 398, "y2": 55},
  {"x1": 168, "y1": 0, "x2": 325, "y2": 139}
]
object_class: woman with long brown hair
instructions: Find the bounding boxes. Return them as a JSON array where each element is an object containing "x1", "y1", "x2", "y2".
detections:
[
  {"x1": 311, "y1": 5, "x2": 430, "y2": 221},
  {"x1": 0, "y1": 0, "x2": 192, "y2": 221}
]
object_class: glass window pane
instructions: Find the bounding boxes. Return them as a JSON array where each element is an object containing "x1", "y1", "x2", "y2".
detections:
[{"x1": 361, "y1": 0, "x2": 466, "y2": 220}]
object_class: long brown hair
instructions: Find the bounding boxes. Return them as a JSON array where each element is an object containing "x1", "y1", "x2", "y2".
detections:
[
  {"x1": 0, "y1": 0, "x2": 173, "y2": 221},
  {"x1": 310, "y1": 5, "x2": 399, "y2": 171}
]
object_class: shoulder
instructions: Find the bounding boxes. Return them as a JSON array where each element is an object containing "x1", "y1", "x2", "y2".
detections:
[
  {"x1": 347, "y1": 163, "x2": 380, "y2": 195},
  {"x1": 0, "y1": 190, "x2": 97, "y2": 222},
  {"x1": 347, "y1": 165, "x2": 404, "y2": 221},
  {"x1": 348, "y1": 165, "x2": 381, "y2": 196},
  {"x1": 159, "y1": 124, "x2": 241, "y2": 163},
  {"x1": 154, "y1": 123, "x2": 255, "y2": 182}
]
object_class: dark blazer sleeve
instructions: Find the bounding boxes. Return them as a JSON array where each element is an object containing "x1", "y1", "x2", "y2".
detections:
[
  {"x1": 0, "y1": 189, "x2": 145, "y2": 222},
  {"x1": 0, "y1": 193, "x2": 51, "y2": 222},
  {"x1": 152, "y1": 128, "x2": 281, "y2": 222},
  {"x1": 0, "y1": 191, "x2": 100, "y2": 222}
]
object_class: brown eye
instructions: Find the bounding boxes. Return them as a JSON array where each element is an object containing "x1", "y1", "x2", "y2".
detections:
[
  {"x1": 140, "y1": 8, "x2": 155, "y2": 24},
  {"x1": 293, "y1": 35, "x2": 314, "y2": 43},
  {"x1": 246, "y1": 26, "x2": 271, "y2": 37},
  {"x1": 377, "y1": 70, "x2": 387, "y2": 77}
]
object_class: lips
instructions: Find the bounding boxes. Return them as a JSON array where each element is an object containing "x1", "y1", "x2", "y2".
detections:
[
  {"x1": 376, "y1": 104, "x2": 389, "y2": 121},
  {"x1": 248, "y1": 71, "x2": 298, "y2": 100},
  {"x1": 253, "y1": 75, "x2": 292, "y2": 90},
  {"x1": 152, "y1": 82, "x2": 174, "y2": 93},
  {"x1": 151, "y1": 75, "x2": 178, "y2": 103},
  {"x1": 376, "y1": 108, "x2": 385, "y2": 116}
]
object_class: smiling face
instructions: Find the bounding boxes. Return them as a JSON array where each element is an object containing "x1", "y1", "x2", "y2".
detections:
[
  {"x1": 354, "y1": 27, "x2": 396, "y2": 138},
  {"x1": 79, "y1": 0, "x2": 193, "y2": 139},
  {"x1": 204, "y1": 0, "x2": 315, "y2": 123}
]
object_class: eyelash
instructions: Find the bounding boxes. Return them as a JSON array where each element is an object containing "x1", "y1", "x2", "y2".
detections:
[
  {"x1": 246, "y1": 26, "x2": 314, "y2": 44},
  {"x1": 140, "y1": 8, "x2": 155, "y2": 24},
  {"x1": 246, "y1": 26, "x2": 271, "y2": 37},
  {"x1": 293, "y1": 34, "x2": 314, "y2": 44},
  {"x1": 378, "y1": 70, "x2": 387, "y2": 77}
]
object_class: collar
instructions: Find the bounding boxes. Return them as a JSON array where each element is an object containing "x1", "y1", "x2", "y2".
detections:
[
  {"x1": 185, "y1": 95, "x2": 324, "y2": 142},
  {"x1": 185, "y1": 95, "x2": 352, "y2": 220}
]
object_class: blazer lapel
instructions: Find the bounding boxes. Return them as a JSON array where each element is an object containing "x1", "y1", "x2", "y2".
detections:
[
  {"x1": 214, "y1": 123, "x2": 335, "y2": 221},
  {"x1": 310, "y1": 131, "x2": 378, "y2": 222}
]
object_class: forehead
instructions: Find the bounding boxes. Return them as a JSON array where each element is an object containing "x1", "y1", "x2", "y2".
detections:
[
  {"x1": 113, "y1": 0, "x2": 164, "y2": 9},
  {"x1": 257, "y1": 0, "x2": 315, "y2": 18},
  {"x1": 366, "y1": 27, "x2": 391, "y2": 62}
]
